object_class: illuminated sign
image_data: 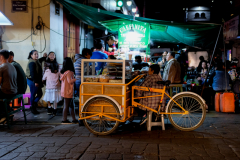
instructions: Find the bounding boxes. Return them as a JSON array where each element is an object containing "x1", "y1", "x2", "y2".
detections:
[{"x1": 118, "y1": 21, "x2": 150, "y2": 49}]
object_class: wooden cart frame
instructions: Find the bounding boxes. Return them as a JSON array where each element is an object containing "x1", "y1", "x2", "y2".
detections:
[{"x1": 79, "y1": 59, "x2": 206, "y2": 135}]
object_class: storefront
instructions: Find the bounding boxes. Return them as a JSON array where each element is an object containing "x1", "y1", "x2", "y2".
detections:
[{"x1": 224, "y1": 15, "x2": 240, "y2": 66}]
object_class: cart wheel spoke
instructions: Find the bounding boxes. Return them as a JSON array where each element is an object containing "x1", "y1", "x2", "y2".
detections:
[
  {"x1": 82, "y1": 97, "x2": 120, "y2": 135},
  {"x1": 168, "y1": 93, "x2": 206, "y2": 131}
]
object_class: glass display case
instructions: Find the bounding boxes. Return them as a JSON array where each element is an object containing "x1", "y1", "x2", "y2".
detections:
[{"x1": 81, "y1": 59, "x2": 133, "y2": 84}]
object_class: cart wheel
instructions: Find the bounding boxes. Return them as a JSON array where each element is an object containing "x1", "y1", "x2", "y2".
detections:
[
  {"x1": 167, "y1": 93, "x2": 206, "y2": 131},
  {"x1": 82, "y1": 97, "x2": 120, "y2": 135}
]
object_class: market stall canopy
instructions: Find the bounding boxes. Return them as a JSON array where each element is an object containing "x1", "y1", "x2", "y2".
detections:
[{"x1": 57, "y1": 0, "x2": 221, "y2": 48}]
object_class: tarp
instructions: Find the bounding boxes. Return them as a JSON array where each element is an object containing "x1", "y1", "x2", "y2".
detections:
[{"x1": 57, "y1": 0, "x2": 221, "y2": 48}]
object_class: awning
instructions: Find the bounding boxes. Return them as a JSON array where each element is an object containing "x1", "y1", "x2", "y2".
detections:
[{"x1": 57, "y1": 0, "x2": 221, "y2": 48}]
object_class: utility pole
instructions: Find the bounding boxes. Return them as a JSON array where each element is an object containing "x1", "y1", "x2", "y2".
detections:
[{"x1": 143, "y1": 0, "x2": 146, "y2": 17}]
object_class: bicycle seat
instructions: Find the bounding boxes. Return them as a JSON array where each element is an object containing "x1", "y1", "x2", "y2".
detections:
[{"x1": 157, "y1": 80, "x2": 171, "y2": 86}]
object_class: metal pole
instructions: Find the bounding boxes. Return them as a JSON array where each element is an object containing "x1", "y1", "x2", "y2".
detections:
[
  {"x1": 143, "y1": 0, "x2": 146, "y2": 17},
  {"x1": 201, "y1": 25, "x2": 222, "y2": 96}
]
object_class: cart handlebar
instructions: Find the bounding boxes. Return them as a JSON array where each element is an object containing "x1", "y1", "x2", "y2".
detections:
[{"x1": 126, "y1": 74, "x2": 145, "y2": 85}]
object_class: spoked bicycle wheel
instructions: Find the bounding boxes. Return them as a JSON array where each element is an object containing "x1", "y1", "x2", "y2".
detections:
[
  {"x1": 82, "y1": 97, "x2": 120, "y2": 135},
  {"x1": 167, "y1": 93, "x2": 206, "y2": 131}
]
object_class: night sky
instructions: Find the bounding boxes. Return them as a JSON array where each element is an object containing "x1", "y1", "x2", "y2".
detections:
[{"x1": 134, "y1": 0, "x2": 235, "y2": 23}]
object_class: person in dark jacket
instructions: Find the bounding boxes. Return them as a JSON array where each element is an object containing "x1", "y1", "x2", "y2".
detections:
[
  {"x1": 74, "y1": 48, "x2": 92, "y2": 96},
  {"x1": 163, "y1": 52, "x2": 181, "y2": 83},
  {"x1": 207, "y1": 61, "x2": 216, "y2": 76},
  {"x1": 26, "y1": 50, "x2": 47, "y2": 114},
  {"x1": 8, "y1": 51, "x2": 27, "y2": 94},
  {"x1": 132, "y1": 55, "x2": 149, "y2": 71},
  {"x1": 0, "y1": 50, "x2": 17, "y2": 98},
  {"x1": 0, "y1": 50, "x2": 18, "y2": 123},
  {"x1": 197, "y1": 56, "x2": 205, "y2": 72}
]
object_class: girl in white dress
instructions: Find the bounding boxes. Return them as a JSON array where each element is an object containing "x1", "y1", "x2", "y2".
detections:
[{"x1": 42, "y1": 63, "x2": 62, "y2": 115}]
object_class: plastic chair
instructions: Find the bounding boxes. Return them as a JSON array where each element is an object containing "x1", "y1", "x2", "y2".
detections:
[
  {"x1": 147, "y1": 111, "x2": 165, "y2": 131},
  {"x1": 169, "y1": 84, "x2": 183, "y2": 97},
  {"x1": 22, "y1": 93, "x2": 31, "y2": 109}
]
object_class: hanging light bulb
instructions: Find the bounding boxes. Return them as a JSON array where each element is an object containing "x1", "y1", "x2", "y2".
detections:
[
  {"x1": 132, "y1": 8, "x2": 136, "y2": 13},
  {"x1": 127, "y1": 1, "x2": 132, "y2": 6},
  {"x1": 105, "y1": 29, "x2": 108, "y2": 35},
  {"x1": 0, "y1": 11, "x2": 13, "y2": 25}
]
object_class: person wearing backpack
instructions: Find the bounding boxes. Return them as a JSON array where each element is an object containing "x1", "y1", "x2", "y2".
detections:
[{"x1": 209, "y1": 61, "x2": 232, "y2": 92}]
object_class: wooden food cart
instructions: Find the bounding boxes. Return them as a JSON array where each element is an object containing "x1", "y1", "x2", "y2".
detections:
[
  {"x1": 79, "y1": 59, "x2": 206, "y2": 135},
  {"x1": 79, "y1": 59, "x2": 139, "y2": 135}
]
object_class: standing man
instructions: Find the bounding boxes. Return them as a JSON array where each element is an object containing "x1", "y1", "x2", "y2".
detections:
[
  {"x1": 157, "y1": 51, "x2": 168, "y2": 77},
  {"x1": 74, "y1": 48, "x2": 92, "y2": 96},
  {"x1": 163, "y1": 51, "x2": 181, "y2": 84},
  {"x1": 91, "y1": 42, "x2": 108, "y2": 73},
  {"x1": 8, "y1": 51, "x2": 27, "y2": 94},
  {"x1": 157, "y1": 51, "x2": 168, "y2": 69}
]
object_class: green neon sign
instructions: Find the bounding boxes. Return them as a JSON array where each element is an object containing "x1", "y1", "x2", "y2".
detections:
[{"x1": 118, "y1": 21, "x2": 150, "y2": 49}]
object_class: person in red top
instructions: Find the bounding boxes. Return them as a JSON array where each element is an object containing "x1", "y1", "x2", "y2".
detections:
[
  {"x1": 60, "y1": 57, "x2": 78, "y2": 124},
  {"x1": 105, "y1": 36, "x2": 120, "y2": 56},
  {"x1": 104, "y1": 48, "x2": 115, "y2": 56}
]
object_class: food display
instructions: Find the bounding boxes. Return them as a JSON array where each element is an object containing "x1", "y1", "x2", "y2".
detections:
[
  {"x1": 99, "y1": 75, "x2": 116, "y2": 83},
  {"x1": 84, "y1": 76, "x2": 99, "y2": 82},
  {"x1": 99, "y1": 75, "x2": 109, "y2": 82},
  {"x1": 82, "y1": 60, "x2": 133, "y2": 84},
  {"x1": 109, "y1": 80, "x2": 122, "y2": 83}
]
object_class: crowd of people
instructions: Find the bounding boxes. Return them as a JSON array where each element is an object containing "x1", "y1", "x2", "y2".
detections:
[
  {"x1": 0, "y1": 36, "x2": 119, "y2": 124},
  {"x1": 132, "y1": 49, "x2": 234, "y2": 113},
  {"x1": 0, "y1": 36, "x2": 235, "y2": 124}
]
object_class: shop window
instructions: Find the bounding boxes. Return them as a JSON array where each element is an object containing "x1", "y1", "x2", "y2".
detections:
[
  {"x1": 201, "y1": 13, "x2": 206, "y2": 18},
  {"x1": 195, "y1": 13, "x2": 200, "y2": 18}
]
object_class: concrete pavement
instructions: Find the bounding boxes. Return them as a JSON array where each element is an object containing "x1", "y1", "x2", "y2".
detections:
[{"x1": 1, "y1": 110, "x2": 240, "y2": 160}]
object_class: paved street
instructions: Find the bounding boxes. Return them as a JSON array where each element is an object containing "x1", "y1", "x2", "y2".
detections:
[{"x1": 1, "y1": 111, "x2": 240, "y2": 160}]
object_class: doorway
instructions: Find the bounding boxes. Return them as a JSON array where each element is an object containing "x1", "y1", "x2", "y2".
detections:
[{"x1": 63, "y1": 9, "x2": 80, "y2": 62}]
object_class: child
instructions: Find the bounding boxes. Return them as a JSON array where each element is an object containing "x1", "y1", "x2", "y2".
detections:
[
  {"x1": 60, "y1": 57, "x2": 78, "y2": 124},
  {"x1": 43, "y1": 51, "x2": 60, "y2": 73},
  {"x1": 42, "y1": 63, "x2": 62, "y2": 116}
]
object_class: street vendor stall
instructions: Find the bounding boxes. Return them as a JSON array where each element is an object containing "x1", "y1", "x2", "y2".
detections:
[{"x1": 99, "y1": 19, "x2": 162, "y2": 61}]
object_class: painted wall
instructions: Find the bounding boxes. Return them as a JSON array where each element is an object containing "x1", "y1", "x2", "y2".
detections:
[
  {"x1": 0, "y1": 0, "x2": 51, "y2": 71},
  {"x1": 79, "y1": 22, "x2": 85, "y2": 54},
  {"x1": 50, "y1": 2, "x2": 64, "y2": 64},
  {"x1": 0, "y1": 0, "x2": 65, "y2": 96}
]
